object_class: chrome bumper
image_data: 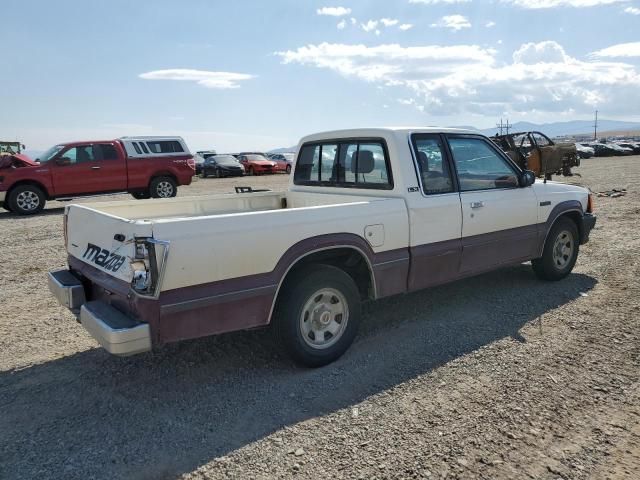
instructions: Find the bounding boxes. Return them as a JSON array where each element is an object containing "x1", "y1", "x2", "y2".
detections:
[
  {"x1": 80, "y1": 302, "x2": 151, "y2": 356},
  {"x1": 48, "y1": 269, "x2": 151, "y2": 356},
  {"x1": 48, "y1": 269, "x2": 86, "y2": 313}
]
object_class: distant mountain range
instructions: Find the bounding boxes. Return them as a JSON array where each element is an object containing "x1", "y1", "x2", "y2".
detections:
[
  {"x1": 474, "y1": 119, "x2": 640, "y2": 138},
  {"x1": 268, "y1": 120, "x2": 640, "y2": 152}
]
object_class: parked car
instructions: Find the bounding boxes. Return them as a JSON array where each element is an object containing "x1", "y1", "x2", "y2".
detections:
[
  {"x1": 492, "y1": 131, "x2": 579, "y2": 179},
  {"x1": 194, "y1": 150, "x2": 217, "y2": 174},
  {"x1": 200, "y1": 154, "x2": 245, "y2": 178},
  {"x1": 575, "y1": 143, "x2": 595, "y2": 159},
  {"x1": 49, "y1": 127, "x2": 595, "y2": 366},
  {"x1": 237, "y1": 153, "x2": 277, "y2": 175},
  {"x1": 0, "y1": 136, "x2": 194, "y2": 215},
  {"x1": 591, "y1": 143, "x2": 633, "y2": 157},
  {"x1": 268, "y1": 153, "x2": 295, "y2": 173},
  {"x1": 616, "y1": 142, "x2": 640, "y2": 154}
]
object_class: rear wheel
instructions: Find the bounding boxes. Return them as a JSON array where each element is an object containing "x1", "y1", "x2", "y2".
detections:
[
  {"x1": 131, "y1": 191, "x2": 151, "y2": 200},
  {"x1": 285, "y1": 164, "x2": 291, "y2": 174},
  {"x1": 274, "y1": 265, "x2": 361, "y2": 367},
  {"x1": 2, "y1": 203, "x2": 12, "y2": 212},
  {"x1": 215, "y1": 168, "x2": 222, "y2": 178},
  {"x1": 150, "y1": 176, "x2": 177, "y2": 198},
  {"x1": 248, "y1": 167, "x2": 255, "y2": 176},
  {"x1": 8, "y1": 184, "x2": 46, "y2": 215},
  {"x1": 532, "y1": 217, "x2": 579, "y2": 281}
]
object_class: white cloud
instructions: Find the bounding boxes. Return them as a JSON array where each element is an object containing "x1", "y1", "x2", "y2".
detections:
[
  {"x1": 380, "y1": 18, "x2": 399, "y2": 27},
  {"x1": 502, "y1": 0, "x2": 628, "y2": 8},
  {"x1": 350, "y1": 17, "x2": 357, "y2": 25},
  {"x1": 624, "y1": 6, "x2": 640, "y2": 14},
  {"x1": 139, "y1": 69, "x2": 254, "y2": 89},
  {"x1": 410, "y1": 0, "x2": 471, "y2": 4},
  {"x1": 337, "y1": 19, "x2": 346, "y2": 29},
  {"x1": 485, "y1": 21, "x2": 496, "y2": 27},
  {"x1": 276, "y1": 41, "x2": 640, "y2": 117},
  {"x1": 399, "y1": 23, "x2": 414, "y2": 30},
  {"x1": 361, "y1": 20, "x2": 379, "y2": 32},
  {"x1": 316, "y1": 6, "x2": 351, "y2": 16},
  {"x1": 431, "y1": 15, "x2": 471, "y2": 31},
  {"x1": 590, "y1": 42, "x2": 640, "y2": 57},
  {"x1": 513, "y1": 40, "x2": 570, "y2": 63}
]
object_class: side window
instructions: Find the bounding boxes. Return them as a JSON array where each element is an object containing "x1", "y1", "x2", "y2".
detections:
[
  {"x1": 94, "y1": 144, "x2": 118, "y2": 161},
  {"x1": 294, "y1": 139, "x2": 392, "y2": 189},
  {"x1": 146, "y1": 140, "x2": 184, "y2": 154},
  {"x1": 132, "y1": 143, "x2": 142, "y2": 154},
  {"x1": 448, "y1": 137, "x2": 519, "y2": 191},
  {"x1": 139, "y1": 142, "x2": 149, "y2": 154},
  {"x1": 294, "y1": 144, "x2": 321, "y2": 182},
  {"x1": 413, "y1": 135, "x2": 454, "y2": 194},
  {"x1": 60, "y1": 145, "x2": 94, "y2": 164}
]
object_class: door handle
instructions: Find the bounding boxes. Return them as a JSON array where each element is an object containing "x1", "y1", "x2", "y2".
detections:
[
  {"x1": 91, "y1": 166, "x2": 101, "y2": 170},
  {"x1": 470, "y1": 201, "x2": 484, "y2": 209}
]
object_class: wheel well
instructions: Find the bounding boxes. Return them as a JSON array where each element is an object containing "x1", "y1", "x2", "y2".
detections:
[
  {"x1": 281, "y1": 248, "x2": 375, "y2": 302},
  {"x1": 7, "y1": 180, "x2": 50, "y2": 200},
  {"x1": 149, "y1": 172, "x2": 177, "y2": 185},
  {"x1": 558, "y1": 210, "x2": 583, "y2": 239}
]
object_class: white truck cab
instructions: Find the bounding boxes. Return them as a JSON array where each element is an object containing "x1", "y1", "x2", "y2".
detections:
[{"x1": 48, "y1": 128, "x2": 596, "y2": 366}]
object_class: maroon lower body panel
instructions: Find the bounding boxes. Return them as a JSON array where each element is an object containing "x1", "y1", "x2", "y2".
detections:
[{"x1": 408, "y1": 238, "x2": 462, "y2": 292}]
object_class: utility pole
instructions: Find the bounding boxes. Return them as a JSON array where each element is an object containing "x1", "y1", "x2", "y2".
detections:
[
  {"x1": 593, "y1": 110, "x2": 598, "y2": 141},
  {"x1": 496, "y1": 118, "x2": 513, "y2": 135}
]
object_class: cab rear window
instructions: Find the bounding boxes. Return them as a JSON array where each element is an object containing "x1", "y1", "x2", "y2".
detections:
[{"x1": 294, "y1": 139, "x2": 392, "y2": 189}]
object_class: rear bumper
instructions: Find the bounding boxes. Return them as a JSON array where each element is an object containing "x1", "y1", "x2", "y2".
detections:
[
  {"x1": 80, "y1": 301, "x2": 151, "y2": 356},
  {"x1": 580, "y1": 213, "x2": 596, "y2": 244},
  {"x1": 48, "y1": 269, "x2": 151, "y2": 356}
]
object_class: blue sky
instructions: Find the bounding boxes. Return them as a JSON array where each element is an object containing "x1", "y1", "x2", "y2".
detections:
[{"x1": 2, "y1": 0, "x2": 639, "y2": 152}]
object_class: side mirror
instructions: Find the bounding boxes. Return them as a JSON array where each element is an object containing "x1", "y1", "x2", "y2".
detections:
[
  {"x1": 21, "y1": 144, "x2": 26, "y2": 150},
  {"x1": 56, "y1": 157, "x2": 72, "y2": 166},
  {"x1": 520, "y1": 170, "x2": 536, "y2": 187}
]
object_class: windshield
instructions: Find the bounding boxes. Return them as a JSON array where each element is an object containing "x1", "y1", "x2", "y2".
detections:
[
  {"x1": 37, "y1": 145, "x2": 65, "y2": 163},
  {"x1": 212, "y1": 155, "x2": 238, "y2": 165}
]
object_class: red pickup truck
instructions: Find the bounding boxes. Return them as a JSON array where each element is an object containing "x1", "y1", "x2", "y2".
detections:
[{"x1": 0, "y1": 136, "x2": 194, "y2": 215}]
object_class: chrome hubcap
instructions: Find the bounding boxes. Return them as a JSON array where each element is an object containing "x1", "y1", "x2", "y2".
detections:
[
  {"x1": 157, "y1": 181, "x2": 174, "y2": 197},
  {"x1": 552, "y1": 230, "x2": 574, "y2": 269},
  {"x1": 300, "y1": 288, "x2": 348, "y2": 349},
  {"x1": 16, "y1": 191, "x2": 39, "y2": 211}
]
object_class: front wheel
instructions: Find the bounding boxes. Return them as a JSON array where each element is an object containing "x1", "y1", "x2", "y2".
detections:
[
  {"x1": 274, "y1": 265, "x2": 361, "y2": 367},
  {"x1": 532, "y1": 217, "x2": 579, "y2": 281},
  {"x1": 285, "y1": 164, "x2": 291, "y2": 174},
  {"x1": 8, "y1": 185, "x2": 46, "y2": 215},
  {"x1": 150, "y1": 176, "x2": 177, "y2": 198}
]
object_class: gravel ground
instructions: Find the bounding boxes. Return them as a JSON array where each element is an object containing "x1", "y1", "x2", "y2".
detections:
[{"x1": 0, "y1": 158, "x2": 639, "y2": 480}]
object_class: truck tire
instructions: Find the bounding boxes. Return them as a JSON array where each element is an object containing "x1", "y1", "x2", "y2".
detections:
[
  {"x1": 286, "y1": 164, "x2": 291, "y2": 174},
  {"x1": 274, "y1": 264, "x2": 361, "y2": 367},
  {"x1": 8, "y1": 184, "x2": 46, "y2": 215},
  {"x1": 131, "y1": 191, "x2": 151, "y2": 200},
  {"x1": 150, "y1": 176, "x2": 177, "y2": 198},
  {"x1": 532, "y1": 217, "x2": 579, "y2": 281},
  {"x1": 2, "y1": 203, "x2": 13, "y2": 212}
]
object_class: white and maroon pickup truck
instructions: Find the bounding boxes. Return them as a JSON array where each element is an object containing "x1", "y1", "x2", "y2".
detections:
[{"x1": 48, "y1": 128, "x2": 596, "y2": 366}]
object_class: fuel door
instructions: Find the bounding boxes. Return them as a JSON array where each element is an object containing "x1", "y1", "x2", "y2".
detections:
[{"x1": 364, "y1": 224, "x2": 385, "y2": 248}]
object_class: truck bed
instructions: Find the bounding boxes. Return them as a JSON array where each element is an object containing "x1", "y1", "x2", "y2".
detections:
[{"x1": 65, "y1": 191, "x2": 410, "y2": 291}]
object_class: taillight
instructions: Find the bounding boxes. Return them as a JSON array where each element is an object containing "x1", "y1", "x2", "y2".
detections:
[
  {"x1": 187, "y1": 157, "x2": 195, "y2": 170},
  {"x1": 587, "y1": 193, "x2": 594, "y2": 213}
]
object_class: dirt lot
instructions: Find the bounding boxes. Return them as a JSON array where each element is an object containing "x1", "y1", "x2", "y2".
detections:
[{"x1": 1, "y1": 158, "x2": 639, "y2": 480}]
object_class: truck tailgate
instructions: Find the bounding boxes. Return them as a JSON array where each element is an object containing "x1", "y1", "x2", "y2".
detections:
[{"x1": 65, "y1": 205, "x2": 153, "y2": 284}]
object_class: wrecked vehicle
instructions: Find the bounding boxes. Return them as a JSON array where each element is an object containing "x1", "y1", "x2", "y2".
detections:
[
  {"x1": 0, "y1": 141, "x2": 25, "y2": 156},
  {"x1": 492, "y1": 131, "x2": 579, "y2": 179}
]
